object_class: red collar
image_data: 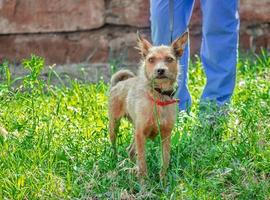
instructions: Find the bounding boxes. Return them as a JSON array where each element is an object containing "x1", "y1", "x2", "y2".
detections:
[{"x1": 148, "y1": 93, "x2": 179, "y2": 106}]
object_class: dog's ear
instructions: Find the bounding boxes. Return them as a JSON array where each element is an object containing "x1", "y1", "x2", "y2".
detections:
[
  {"x1": 171, "y1": 32, "x2": 188, "y2": 57},
  {"x1": 137, "y1": 31, "x2": 152, "y2": 57}
]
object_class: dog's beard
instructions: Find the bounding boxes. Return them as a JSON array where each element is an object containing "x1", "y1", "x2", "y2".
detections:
[
  {"x1": 149, "y1": 77, "x2": 177, "y2": 91},
  {"x1": 152, "y1": 73, "x2": 176, "y2": 83}
]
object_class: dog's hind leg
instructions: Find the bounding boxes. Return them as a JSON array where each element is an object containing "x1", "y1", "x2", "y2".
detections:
[
  {"x1": 109, "y1": 116, "x2": 120, "y2": 157},
  {"x1": 109, "y1": 117, "x2": 120, "y2": 147},
  {"x1": 108, "y1": 96, "x2": 125, "y2": 148}
]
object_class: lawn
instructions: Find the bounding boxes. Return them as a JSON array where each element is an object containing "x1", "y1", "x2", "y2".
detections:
[{"x1": 0, "y1": 52, "x2": 269, "y2": 199}]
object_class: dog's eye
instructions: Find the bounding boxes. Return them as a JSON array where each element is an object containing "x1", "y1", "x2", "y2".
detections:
[
  {"x1": 148, "y1": 57, "x2": 155, "y2": 63},
  {"x1": 165, "y1": 57, "x2": 174, "y2": 63}
]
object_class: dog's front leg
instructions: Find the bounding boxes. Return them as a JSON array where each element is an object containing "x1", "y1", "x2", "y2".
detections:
[
  {"x1": 160, "y1": 130, "x2": 172, "y2": 178},
  {"x1": 135, "y1": 128, "x2": 147, "y2": 177}
]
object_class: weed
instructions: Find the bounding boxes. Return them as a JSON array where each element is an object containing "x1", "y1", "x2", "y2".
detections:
[{"x1": 0, "y1": 51, "x2": 269, "y2": 199}]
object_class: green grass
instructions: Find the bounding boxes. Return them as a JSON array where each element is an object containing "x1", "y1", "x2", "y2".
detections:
[{"x1": 0, "y1": 52, "x2": 269, "y2": 199}]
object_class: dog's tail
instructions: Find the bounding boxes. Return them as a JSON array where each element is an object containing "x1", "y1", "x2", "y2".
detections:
[{"x1": 110, "y1": 70, "x2": 135, "y2": 87}]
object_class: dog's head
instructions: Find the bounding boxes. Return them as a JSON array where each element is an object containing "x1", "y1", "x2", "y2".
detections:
[{"x1": 137, "y1": 32, "x2": 188, "y2": 89}]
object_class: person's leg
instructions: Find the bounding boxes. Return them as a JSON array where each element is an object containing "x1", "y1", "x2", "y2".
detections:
[
  {"x1": 200, "y1": 0, "x2": 239, "y2": 106},
  {"x1": 150, "y1": 0, "x2": 195, "y2": 111}
]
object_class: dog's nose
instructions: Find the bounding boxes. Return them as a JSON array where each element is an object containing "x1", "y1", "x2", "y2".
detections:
[{"x1": 157, "y1": 69, "x2": 165, "y2": 75}]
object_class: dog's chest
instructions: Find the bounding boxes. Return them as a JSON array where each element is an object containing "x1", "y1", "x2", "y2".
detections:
[
  {"x1": 146, "y1": 105, "x2": 175, "y2": 138},
  {"x1": 154, "y1": 106, "x2": 172, "y2": 123}
]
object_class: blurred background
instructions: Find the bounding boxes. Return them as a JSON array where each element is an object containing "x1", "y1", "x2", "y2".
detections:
[{"x1": 0, "y1": 0, "x2": 269, "y2": 81}]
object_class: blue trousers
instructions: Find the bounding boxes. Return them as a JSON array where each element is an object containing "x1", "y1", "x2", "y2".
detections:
[{"x1": 150, "y1": 0, "x2": 239, "y2": 110}]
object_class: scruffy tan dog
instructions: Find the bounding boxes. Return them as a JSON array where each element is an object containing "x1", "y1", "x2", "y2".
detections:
[{"x1": 108, "y1": 32, "x2": 188, "y2": 178}]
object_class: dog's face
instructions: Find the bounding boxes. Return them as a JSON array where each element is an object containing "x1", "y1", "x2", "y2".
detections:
[{"x1": 137, "y1": 32, "x2": 188, "y2": 87}]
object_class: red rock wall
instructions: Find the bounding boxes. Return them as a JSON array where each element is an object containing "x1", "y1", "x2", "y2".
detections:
[{"x1": 0, "y1": 0, "x2": 269, "y2": 65}]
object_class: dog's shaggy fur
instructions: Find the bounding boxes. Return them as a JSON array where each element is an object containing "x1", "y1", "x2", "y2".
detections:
[{"x1": 108, "y1": 32, "x2": 188, "y2": 178}]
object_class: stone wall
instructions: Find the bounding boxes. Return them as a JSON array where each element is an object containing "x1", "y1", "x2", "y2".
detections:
[{"x1": 0, "y1": 0, "x2": 269, "y2": 80}]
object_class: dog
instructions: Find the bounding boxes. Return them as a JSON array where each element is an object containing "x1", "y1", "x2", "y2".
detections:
[{"x1": 108, "y1": 31, "x2": 188, "y2": 178}]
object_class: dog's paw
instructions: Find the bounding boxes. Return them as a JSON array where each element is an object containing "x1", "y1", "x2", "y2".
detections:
[
  {"x1": 137, "y1": 167, "x2": 147, "y2": 178},
  {"x1": 159, "y1": 169, "x2": 167, "y2": 179}
]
